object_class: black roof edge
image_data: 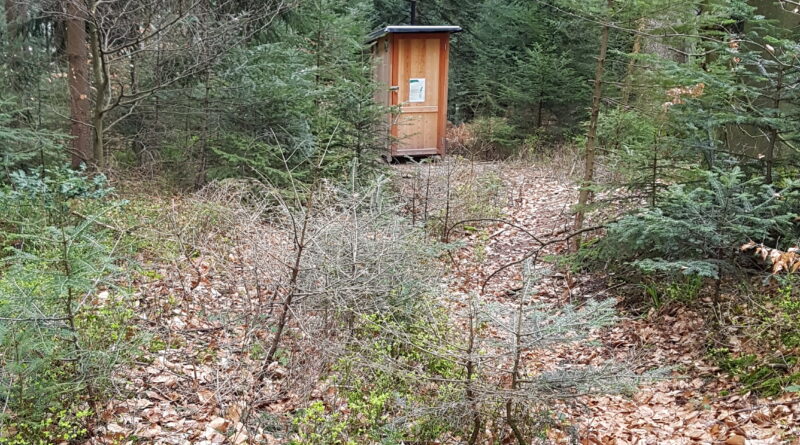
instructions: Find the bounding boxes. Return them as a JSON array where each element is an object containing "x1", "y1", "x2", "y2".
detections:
[{"x1": 366, "y1": 25, "x2": 463, "y2": 44}]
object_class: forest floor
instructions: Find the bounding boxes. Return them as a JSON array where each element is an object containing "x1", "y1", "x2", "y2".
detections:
[
  {"x1": 409, "y1": 160, "x2": 800, "y2": 445},
  {"x1": 89, "y1": 159, "x2": 799, "y2": 445}
]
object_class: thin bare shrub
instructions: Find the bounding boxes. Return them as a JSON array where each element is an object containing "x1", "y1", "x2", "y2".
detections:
[
  {"x1": 126, "y1": 168, "x2": 654, "y2": 443},
  {"x1": 131, "y1": 171, "x2": 449, "y2": 437},
  {"x1": 395, "y1": 159, "x2": 507, "y2": 241}
]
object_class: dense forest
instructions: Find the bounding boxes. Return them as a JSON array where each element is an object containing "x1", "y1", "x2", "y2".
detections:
[{"x1": 1, "y1": 0, "x2": 800, "y2": 443}]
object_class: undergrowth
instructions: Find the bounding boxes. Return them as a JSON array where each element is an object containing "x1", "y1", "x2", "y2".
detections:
[
  {"x1": 0, "y1": 166, "x2": 139, "y2": 444},
  {"x1": 709, "y1": 276, "x2": 800, "y2": 396},
  {"x1": 576, "y1": 168, "x2": 800, "y2": 396}
]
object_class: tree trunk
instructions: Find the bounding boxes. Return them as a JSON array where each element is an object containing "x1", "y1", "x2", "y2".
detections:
[
  {"x1": 505, "y1": 277, "x2": 527, "y2": 445},
  {"x1": 765, "y1": 67, "x2": 783, "y2": 184},
  {"x1": 573, "y1": 1, "x2": 612, "y2": 249},
  {"x1": 650, "y1": 134, "x2": 658, "y2": 206},
  {"x1": 66, "y1": 0, "x2": 92, "y2": 168},
  {"x1": 5, "y1": 0, "x2": 25, "y2": 95},
  {"x1": 621, "y1": 19, "x2": 645, "y2": 108},
  {"x1": 263, "y1": 188, "x2": 315, "y2": 368},
  {"x1": 89, "y1": 3, "x2": 107, "y2": 168},
  {"x1": 465, "y1": 297, "x2": 481, "y2": 445},
  {"x1": 535, "y1": 98, "x2": 544, "y2": 128},
  {"x1": 194, "y1": 68, "x2": 211, "y2": 188},
  {"x1": 4, "y1": 0, "x2": 17, "y2": 34}
]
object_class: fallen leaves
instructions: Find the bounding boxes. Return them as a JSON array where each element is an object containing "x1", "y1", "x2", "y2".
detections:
[
  {"x1": 662, "y1": 83, "x2": 706, "y2": 111},
  {"x1": 741, "y1": 241, "x2": 800, "y2": 274},
  {"x1": 411, "y1": 162, "x2": 800, "y2": 444},
  {"x1": 87, "y1": 163, "x2": 800, "y2": 444},
  {"x1": 724, "y1": 434, "x2": 747, "y2": 445}
]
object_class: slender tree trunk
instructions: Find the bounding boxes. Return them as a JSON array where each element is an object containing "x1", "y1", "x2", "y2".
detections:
[
  {"x1": 194, "y1": 5, "x2": 211, "y2": 187},
  {"x1": 4, "y1": 0, "x2": 17, "y2": 34},
  {"x1": 263, "y1": 189, "x2": 315, "y2": 368},
  {"x1": 465, "y1": 296, "x2": 481, "y2": 445},
  {"x1": 66, "y1": 0, "x2": 92, "y2": 168},
  {"x1": 88, "y1": 3, "x2": 108, "y2": 168},
  {"x1": 765, "y1": 67, "x2": 783, "y2": 184},
  {"x1": 5, "y1": 0, "x2": 25, "y2": 95},
  {"x1": 573, "y1": 1, "x2": 612, "y2": 250},
  {"x1": 147, "y1": 34, "x2": 163, "y2": 168},
  {"x1": 195, "y1": 68, "x2": 211, "y2": 188},
  {"x1": 621, "y1": 19, "x2": 645, "y2": 108},
  {"x1": 535, "y1": 99, "x2": 544, "y2": 128},
  {"x1": 650, "y1": 135, "x2": 658, "y2": 207},
  {"x1": 442, "y1": 165, "x2": 452, "y2": 242},
  {"x1": 506, "y1": 283, "x2": 526, "y2": 445}
]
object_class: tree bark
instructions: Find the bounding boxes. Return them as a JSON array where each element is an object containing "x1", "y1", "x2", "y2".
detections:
[
  {"x1": 535, "y1": 98, "x2": 544, "y2": 128},
  {"x1": 465, "y1": 297, "x2": 481, "y2": 445},
  {"x1": 505, "y1": 271, "x2": 528, "y2": 445},
  {"x1": 765, "y1": 67, "x2": 783, "y2": 184},
  {"x1": 194, "y1": 68, "x2": 212, "y2": 188},
  {"x1": 5, "y1": 0, "x2": 25, "y2": 94},
  {"x1": 4, "y1": 0, "x2": 17, "y2": 34},
  {"x1": 573, "y1": 1, "x2": 612, "y2": 250},
  {"x1": 621, "y1": 19, "x2": 645, "y2": 108},
  {"x1": 88, "y1": 0, "x2": 108, "y2": 168},
  {"x1": 66, "y1": 0, "x2": 92, "y2": 168},
  {"x1": 263, "y1": 188, "x2": 314, "y2": 368}
]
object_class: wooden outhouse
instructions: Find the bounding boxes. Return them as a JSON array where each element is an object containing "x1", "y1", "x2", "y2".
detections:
[{"x1": 368, "y1": 25, "x2": 462, "y2": 158}]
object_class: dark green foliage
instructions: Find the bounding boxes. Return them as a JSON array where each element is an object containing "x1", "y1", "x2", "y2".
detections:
[
  {"x1": 371, "y1": 0, "x2": 602, "y2": 145},
  {"x1": 576, "y1": 1, "x2": 800, "y2": 399},
  {"x1": 0, "y1": 102, "x2": 66, "y2": 182},
  {"x1": 447, "y1": 1, "x2": 598, "y2": 136},
  {"x1": 503, "y1": 44, "x2": 587, "y2": 130},
  {"x1": 597, "y1": 108, "x2": 666, "y2": 199},
  {"x1": 617, "y1": 2, "x2": 800, "y2": 185},
  {"x1": 119, "y1": 0, "x2": 386, "y2": 189},
  {"x1": 589, "y1": 168, "x2": 800, "y2": 279},
  {"x1": 0, "y1": 167, "x2": 135, "y2": 443}
]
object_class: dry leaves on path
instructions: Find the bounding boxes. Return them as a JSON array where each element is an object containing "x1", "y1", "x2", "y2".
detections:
[{"x1": 407, "y1": 161, "x2": 800, "y2": 444}]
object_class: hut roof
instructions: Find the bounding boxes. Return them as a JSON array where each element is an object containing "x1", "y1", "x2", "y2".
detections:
[{"x1": 366, "y1": 25, "x2": 462, "y2": 43}]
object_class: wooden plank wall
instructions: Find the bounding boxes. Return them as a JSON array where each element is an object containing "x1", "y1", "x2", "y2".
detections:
[{"x1": 372, "y1": 37, "x2": 392, "y2": 150}]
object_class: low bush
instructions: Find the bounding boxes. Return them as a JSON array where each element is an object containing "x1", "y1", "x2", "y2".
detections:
[
  {"x1": 0, "y1": 101, "x2": 67, "y2": 181},
  {"x1": 0, "y1": 167, "x2": 137, "y2": 444},
  {"x1": 585, "y1": 168, "x2": 800, "y2": 282},
  {"x1": 582, "y1": 168, "x2": 800, "y2": 395},
  {"x1": 447, "y1": 117, "x2": 518, "y2": 160},
  {"x1": 709, "y1": 275, "x2": 800, "y2": 396},
  {"x1": 395, "y1": 160, "x2": 506, "y2": 241}
]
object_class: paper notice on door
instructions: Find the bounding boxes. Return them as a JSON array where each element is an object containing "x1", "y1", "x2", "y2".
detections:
[{"x1": 409, "y1": 78, "x2": 426, "y2": 103}]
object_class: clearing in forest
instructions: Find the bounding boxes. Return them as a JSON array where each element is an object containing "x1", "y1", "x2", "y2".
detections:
[{"x1": 84, "y1": 159, "x2": 799, "y2": 445}]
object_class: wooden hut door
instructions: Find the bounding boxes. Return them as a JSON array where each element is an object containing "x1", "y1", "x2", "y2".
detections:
[{"x1": 391, "y1": 34, "x2": 448, "y2": 156}]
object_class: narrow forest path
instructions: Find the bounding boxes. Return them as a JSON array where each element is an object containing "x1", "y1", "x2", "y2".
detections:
[{"x1": 401, "y1": 161, "x2": 800, "y2": 445}]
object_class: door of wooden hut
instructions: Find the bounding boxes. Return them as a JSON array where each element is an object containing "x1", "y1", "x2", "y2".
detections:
[{"x1": 390, "y1": 33, "x2": 449, "y2": 157}]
